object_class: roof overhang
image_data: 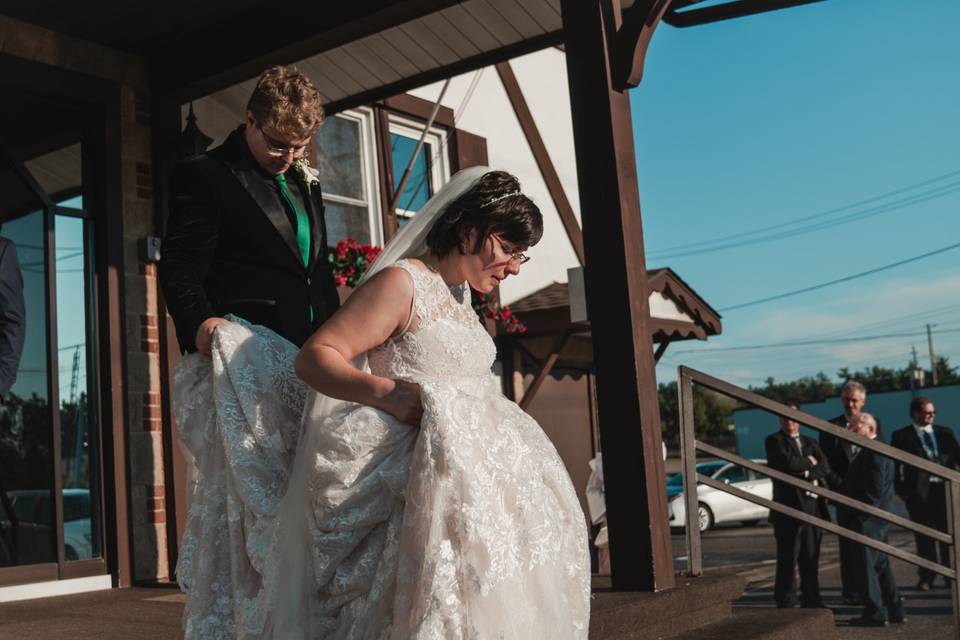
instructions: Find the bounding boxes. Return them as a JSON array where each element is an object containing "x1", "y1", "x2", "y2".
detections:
[{"x1": 505, "y1": 267, "x2": 722, "y2": 374}]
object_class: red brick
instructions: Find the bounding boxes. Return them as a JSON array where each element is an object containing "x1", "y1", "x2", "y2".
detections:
[
  {"x1": 148, "y1": 485, "x2": 165, "y2": 498},
  {"x1": 147, "y1": 510, "x2": 166, "y2": 524},
  {"x1": 144, "y1": 417, "x2": 163, "y2": 431},
  {"x1": 141, "y1": 340, "x2": 159, "y2": 354},
  {"x1": 147, "y1": 496, "x2": 165, "y2": 511},
  {"x1": 141, "y1": 326, "x2": 159, "y2": 341},
  {"x1": 140, "y1": 313, "x2": 157, "y2": 328}
]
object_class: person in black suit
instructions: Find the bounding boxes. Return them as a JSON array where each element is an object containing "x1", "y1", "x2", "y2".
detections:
[
  {"x1": 891, "y1": 396, "x2": 960, "y2": 591},
  {"x1": 765, "y1": 400, "x2": 837, "y2": 608},
  {"x1": 159, "y1": 66, "x2": 340, "y2": 355},
  {"x1": 843, "y1": 412, "x2": 905, "y2": 627},
  {"x1": 819, "y1": 380, "x2": 883, "y2": 603},
  {"x1": 0, "y1": 235, "x2": 25, "y2": 401}
]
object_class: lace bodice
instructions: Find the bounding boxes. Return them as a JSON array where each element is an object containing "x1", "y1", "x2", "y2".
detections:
[{"x1": 368, "y1": 259, "x2": 498, "y2": 387}]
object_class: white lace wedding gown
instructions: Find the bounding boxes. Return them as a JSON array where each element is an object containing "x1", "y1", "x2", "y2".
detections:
[{"x1": 173, "y1": 259, "x2": 590, "y2": 639}]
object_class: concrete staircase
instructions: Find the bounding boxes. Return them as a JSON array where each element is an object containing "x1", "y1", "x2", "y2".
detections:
[{"x1": 589, "y1": 573, "x2": 837, "y2": 640}]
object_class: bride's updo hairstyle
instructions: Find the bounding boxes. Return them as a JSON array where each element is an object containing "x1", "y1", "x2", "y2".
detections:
[{"x1": 425, "y1": 170, "x2": 543, "y2": 257}]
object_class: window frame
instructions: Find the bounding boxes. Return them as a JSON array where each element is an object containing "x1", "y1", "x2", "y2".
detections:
[
  {"x1": 386, "y1": 114, "x2": 451, "y2": 220},
  {"x1": 317, "y1": 107, "x2": 384, "y2": 248}
]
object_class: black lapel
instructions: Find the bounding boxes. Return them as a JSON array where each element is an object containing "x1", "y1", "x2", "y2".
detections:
[{"x1": 229, "y1": 165, "x2": 302, "y2": 265}]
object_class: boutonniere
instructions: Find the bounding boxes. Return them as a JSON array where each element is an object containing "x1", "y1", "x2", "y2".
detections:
[{"x1": 294, "y1": 158, "x2": 321, "y2": 193}]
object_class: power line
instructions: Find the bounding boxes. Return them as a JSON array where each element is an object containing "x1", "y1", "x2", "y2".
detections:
[
  {"x1": 649, "y1": 168, "x2": 960, "y2": 256},
  {"x1": 667, "y1": 327, "x2": 960, "y2": 355},
  {"x1": 650, "y1": 183, "x2": 960, "y2": 260},
  {"x1": 718, "y1": 241, "x2": 960, "y2": 312}
]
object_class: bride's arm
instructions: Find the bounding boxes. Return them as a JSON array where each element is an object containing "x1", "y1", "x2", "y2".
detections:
[{"x1": 294, "y1": 267, "x2": 420, "y2": 422}]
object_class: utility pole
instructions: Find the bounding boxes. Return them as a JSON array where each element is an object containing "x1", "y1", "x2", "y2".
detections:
[
  {"x1": 927, "y1": 323, "x2": 939, "y2": 386},
  {"x1": 910, "y1": 346, "x2": 919, "y2": 393}
]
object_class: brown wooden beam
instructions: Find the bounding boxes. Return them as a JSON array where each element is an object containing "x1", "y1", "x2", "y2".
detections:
[
  {"x1": 373, "y1": 106, "x2": 399, "y2": 243},
  {"x1": 380, "y1": 94, "x2": 455, "y2": 128},
  {"x1": 663, "y1": 0, "x2": 825, "y2": 28},
  {"x1": 325, "y1": 31, "x2": 563, "y2": 115},
  {"x1": 612, "y1": 0, "x2": 673, "y2": 89},
  {"x1": 654, "y1": 339, "x2": 671, "y2": 363},
  {"x1": 495, "y1": 61, "x2": 586, "y2": 266},
  {"x1": 561, "y1": 0, "x2": 673, "y2": 591},
  {"x1": 519, "y1": 331, "x2": 572, "y2": 411}
]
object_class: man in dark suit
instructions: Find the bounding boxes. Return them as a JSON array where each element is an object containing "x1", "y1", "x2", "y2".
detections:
[
  {"x1": 160, "y1": 66, "x2": 340, "y2": 355},
  {"x1": 0, "y1": 235, "x2": 25, "y2": 400},
  {"x1": 891, "y1": 396, "x2": 960, "y2": 591},
  {"x1": 843, "y1": 412, "x2": 905, "y2": 627},
  {"x1": 765, "y1": 401, "x2": 837, "y2": 608},
  {"x1": 819, "y1": 380, "x2": 883, "y2": 603}
]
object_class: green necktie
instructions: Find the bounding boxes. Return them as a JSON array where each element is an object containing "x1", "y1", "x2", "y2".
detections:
[{"x1": 275, "y1": 173, "x2": 311, "y2": 268}]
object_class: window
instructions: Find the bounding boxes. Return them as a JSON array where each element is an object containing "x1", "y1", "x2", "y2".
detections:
[
  {"x1": 315, "y1": 109, "x2": 382, "y2": 246},
  {"x1": 388, "y1": 115, "x2": 450, "y2": 223},
  {"x1": 716, "y1": 464, "x2": 749, "y2": 484}
]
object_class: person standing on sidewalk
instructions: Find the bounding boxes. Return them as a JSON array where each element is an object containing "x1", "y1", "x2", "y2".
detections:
[
  {"x1": 843, "y1": 412, "x2": 906, "y2": 627},
  {"x1": 891, "y1": 397, "x2": 960, "y2": 591},
  {"x1": 819, "y1": 380, "x2": 883, "y2": 604},
  {"x1": 765, "y1": 401, "x2": 836, "y2": 609}
]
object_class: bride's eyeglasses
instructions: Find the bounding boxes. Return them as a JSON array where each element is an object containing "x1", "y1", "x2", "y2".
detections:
[
  {"x1": 492, "y1": 235, "x2": 530, "y2": 265},
  {"x1": 256, "y1": 121, "x2": 310, "y2": 158}
]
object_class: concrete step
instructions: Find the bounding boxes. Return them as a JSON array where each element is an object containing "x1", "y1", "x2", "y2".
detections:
[
  {"x1": 590, "y1": 572, "x2": 746, "y2": 640},
  {"x1": 669, "y1": 608, "x2": 837, "y2": 640}
]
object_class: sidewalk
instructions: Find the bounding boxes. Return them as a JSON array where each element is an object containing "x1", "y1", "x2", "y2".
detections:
[
  {"x1": 734, "y1": 529, "x2": 955, "y2": 639},
  {"x1": 0, "y1": 584, "x2": 184, "y2": 640}
]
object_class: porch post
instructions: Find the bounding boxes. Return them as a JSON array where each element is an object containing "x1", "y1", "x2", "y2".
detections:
[{"x1": 560, "y1": 0, "x2": 674, "y2": 591}]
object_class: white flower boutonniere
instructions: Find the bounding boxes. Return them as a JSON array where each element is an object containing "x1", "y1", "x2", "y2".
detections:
[{"x1": 294, "y1": 158, "x2": 321, "y2": 193}]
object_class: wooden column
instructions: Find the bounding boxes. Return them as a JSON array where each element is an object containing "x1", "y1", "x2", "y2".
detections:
[{"x1": 561, "y1": 0, "x2": 674, "y2": 591}]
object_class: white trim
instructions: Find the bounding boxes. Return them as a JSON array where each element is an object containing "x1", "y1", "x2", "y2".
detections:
[
  {"x1": 0, "y1": 574, "x2": 112, "y2": 603},
  {"x1": 387, "y1": 114, "x2": 450, "y2": 218},
  {"x1": 321, "y1": 108, "x2": 383, "y2": 247}
]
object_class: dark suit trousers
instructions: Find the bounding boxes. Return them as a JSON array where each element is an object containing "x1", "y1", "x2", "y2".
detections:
[
  {"x1": 859, "y1": 520, "x2": 903, "y2": 622},
  {"x1": 774, "y1": 517, "x2": 822, "y2": 605},
  {"x1": 836, "y1": 507, "x2": 863, "y2": 598},
  {"x1": 907, "y1": 483, "x2": 950, "y2": 582}
]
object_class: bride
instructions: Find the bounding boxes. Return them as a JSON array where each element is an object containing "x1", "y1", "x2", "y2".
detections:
[{"x1": 173, "y1": 167, "x2": 591, "y2": 639}]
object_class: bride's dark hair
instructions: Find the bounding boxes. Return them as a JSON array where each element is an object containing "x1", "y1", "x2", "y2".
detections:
[{"x1": 425, "y1": 170, "x2": 543, "y2": 257}]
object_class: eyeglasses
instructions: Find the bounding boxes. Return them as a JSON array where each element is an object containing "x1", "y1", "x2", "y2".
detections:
[
  {"x1": 493, "y1": 236, "x2": 530, "y2": 264},
  {"x1": 256, "y1": 121, "x2": 309, "y2": 158}
]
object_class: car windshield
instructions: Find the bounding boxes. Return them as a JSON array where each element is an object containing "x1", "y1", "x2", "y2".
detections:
[{"x1": 666, "y1": 461, "x2": 727, "y2": 487}]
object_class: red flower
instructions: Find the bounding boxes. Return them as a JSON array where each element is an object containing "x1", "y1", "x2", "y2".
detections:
[{"x1": 334, "y1": 274, "x2": 347, "y2": 287}]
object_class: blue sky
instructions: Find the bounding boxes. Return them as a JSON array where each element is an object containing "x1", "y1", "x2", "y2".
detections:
[{"x1": 631, "y1": 0, "x2": 960, "y2": 388}]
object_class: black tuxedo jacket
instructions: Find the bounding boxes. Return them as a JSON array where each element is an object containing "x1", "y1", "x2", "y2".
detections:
[
  {"x1": 820, "y1": 414, "x2": 884, "y2": 482},
  {"x1": 765, "y1": 430, "x2": 835, "y2": 524},
  {"x1": 159, "y1": 127, "x2": 340, "y2": 352},
  {"x1": 891, "y1": 424, "x2": 960, "y2": 504},
  {"x1": 842, "y1": 446, "x2": 895, "y2": 536}
]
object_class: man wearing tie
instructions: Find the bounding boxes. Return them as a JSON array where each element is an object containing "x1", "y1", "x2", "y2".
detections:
[
  {"x1": 819, "y1": 380, "x2": 883, "y2": 603},
  {"x1": 891, "y1": 397, "x2": 960, "y2": 591},
  {"x1": 765, "y1": 401, "x2": 837, "y2": 609},
  {"x1": 843, "y1": 412, "x2": 905, "y2": 627}
]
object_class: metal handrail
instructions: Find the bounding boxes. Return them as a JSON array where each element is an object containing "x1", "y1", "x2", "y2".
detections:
[{"x1": 677, "y1": 365, "x2": 960, "y2": 638}]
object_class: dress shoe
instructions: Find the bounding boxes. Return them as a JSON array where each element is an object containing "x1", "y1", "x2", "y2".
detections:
[
  {"x1": 850, "y1": 616, "x2": 888, "y2": 627},
  {"x1": 889, "y1": 613, "x2": 907, "y2": 624},
  {"x1": 915, "y1": 580, "x2": 933, "y2": 592}
]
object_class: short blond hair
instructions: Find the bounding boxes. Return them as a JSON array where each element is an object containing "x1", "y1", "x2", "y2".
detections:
[{"x1": 247, "y1": 66, "x2": 324, "y2": 138}]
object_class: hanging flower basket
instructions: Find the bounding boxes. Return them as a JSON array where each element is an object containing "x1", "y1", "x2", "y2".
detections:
[
  {"x1": 329, "y1": 238, "x2": 382, "y2": 302},
  {"x1": 471, "y1": 290, "x2": 527, "y2": 334}
]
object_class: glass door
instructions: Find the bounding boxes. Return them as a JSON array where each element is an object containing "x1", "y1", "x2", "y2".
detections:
[{"x1": 0, "y1": 136, "x2": 104, "y2": 585}]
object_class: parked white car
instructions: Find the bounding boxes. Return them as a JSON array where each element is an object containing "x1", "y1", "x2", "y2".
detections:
[{"x1": 668, "y1": 460, "x2": 772, "y2": 532}]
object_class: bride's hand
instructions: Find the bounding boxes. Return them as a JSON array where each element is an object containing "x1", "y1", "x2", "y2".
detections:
[{"x1": 382, "y1": 380, "x2": 423, "y2": 426}]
